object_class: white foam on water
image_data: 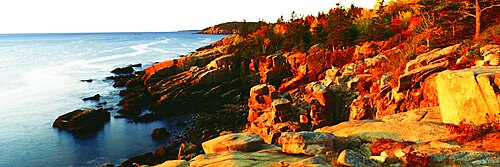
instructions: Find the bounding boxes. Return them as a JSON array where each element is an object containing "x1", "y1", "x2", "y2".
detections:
[{"x1": 86, "y1": 38, "x2": 171, "y2": 64}]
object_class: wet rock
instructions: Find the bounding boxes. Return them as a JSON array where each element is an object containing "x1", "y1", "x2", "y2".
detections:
[
  {"x1": 278, "y1": 131, "x2": 345, "y2": 155},
  {"x1": 82, "y1": 94, "x2": 101, "y2": 101},
  {"x1": 106, "y1": 74, "x2": 135, "y2": 88},
  {"x1": 112, "y1": 66, "x2": 134, "y2": 74},
  {"x1": 80, "y1": 79, "x2": 93, "y2": 83},
  {"x1": 151, "y1": 128, "x2": 170, "y2": 140},
  {"x1": 134, "y1": 113, "x2": 158, "y2": 122},
  {"x1": 337, "y1": 149, "x2": 378, "y2": 167},
  {"x1": 130, "y1": 63, "x2": 142, "y2": 67},
  {"x1": 201, "y1": 132, "x2": 265, "y2": 154},
  {"x1": 53, "y1": 108, "x2": 110, "y2": 136},
  {"x1": 120, "y1": 152, "x2": 156, "y2": 167},
  {"x1": 436, "y1": 67, "x2": 500, "y2": 124}
]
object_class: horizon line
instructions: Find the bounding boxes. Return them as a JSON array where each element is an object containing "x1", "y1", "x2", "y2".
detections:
[{"x1": 0, "y1": 30, "x2": 203, "y2": 35}]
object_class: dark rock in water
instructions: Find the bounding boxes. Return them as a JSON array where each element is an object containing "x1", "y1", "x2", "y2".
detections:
[
  {"x1": 133, "y1": 113, "x2": 157, "y2": 122},
  {"x1": 120, "y1": 152, "x2": 156, "y2": 167},
  {"x1": 175, "y1": 121, "x2": 187, "y2": 127},
  {"x1": 130, "y1": 63, "x2": 142, "y2": 67},
  {"x1": 103, "y1": 107, "x2": 113, "y2": 111},
  {"x1": 53, "y1": 108, "x2": 110, "y2": 137},
  {"x1": 114, "y1": 115, "x2": 128, "y2": 119},
  {"x1": 106, "y1": 75, "x2": 135, "y2": 88},
  {"x1": 111, "y1": 66, "x2": 134, "y2": 74},
  {"x1": 119, "y1": 90, "x2": 128, "y2": 96},
  {"x1": 80, "y1": 79, "x2": 93, "y2": 83},
  {"x1": 83, "y1": 94, "x2": 101, "y2": 101},
  {"x1": 151, "y1": 128, "x2": 170, "y2": 140},
  {"x1": 98, "y1": 101, "x2": 108, "y2": 105}
]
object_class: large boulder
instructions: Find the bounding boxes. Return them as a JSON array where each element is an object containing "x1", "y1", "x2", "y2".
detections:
[
  {"x1": 315, "y1": 107, "x2": 453, "y2": 143},
  {"x1": 436, "y1": 67, "x2": 500, "y2": 125},
  {"x1": 201, "y1": 132, "x2": 265, "y2": 154},
  {"x1": 53, "y1": 108, "x2": 110, "y2": 136},
  {"x1": 278, "y1": 131, "x2": 345, "y2": 155}
]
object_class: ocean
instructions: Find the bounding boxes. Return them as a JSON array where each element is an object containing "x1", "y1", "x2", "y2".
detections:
[{"x1": 0, "y1": 32, "x2": 226, "y2": 166}]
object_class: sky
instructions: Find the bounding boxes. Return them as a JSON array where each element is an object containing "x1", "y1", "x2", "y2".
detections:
[{"x1": 0, "y1": 0, "x2": 377, "y2": 34}]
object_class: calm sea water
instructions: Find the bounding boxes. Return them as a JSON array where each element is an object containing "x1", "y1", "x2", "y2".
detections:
[{"x1": 0, "y1": 32, "x2": 226, "y2": 166}]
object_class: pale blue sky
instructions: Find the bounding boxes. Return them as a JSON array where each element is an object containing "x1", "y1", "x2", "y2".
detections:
[{"x1": 0, "y1": 0, "x2": 377, "y2": 33}]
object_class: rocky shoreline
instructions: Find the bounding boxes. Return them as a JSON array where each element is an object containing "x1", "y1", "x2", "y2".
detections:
[
  {"x1": 51, "y1": 33, "x2": 500, "y2": 166},
  {"x1": 105, "y1": 33, "x2": 499, "y2": 166}
]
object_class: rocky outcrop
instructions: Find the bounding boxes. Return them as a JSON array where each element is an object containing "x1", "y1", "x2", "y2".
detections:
[
  {"x1": 201, "y1": 132, "x2": 265, "y2": 154},
  {"x1": 278, "y1": 131, "x2": 345, "y2": 155},
  {"x1": 53, "y1": 108, "x2": 110, "y2": 136},
  {"x1": 436, "y1": 66, "x2": 500, "y2": 124},
  {"x1": 118, "y1": 36, "x2": 248, "y2": 117},
  {"x1": 397, "y1": 44, "x2": 461, "y2": 93},
  {"x1": 303, "y1": 82, "x2": 335, "y2": 128},
  {"x1": 315, "y1": 107, "x2": 452, "y2": 143},
  {"x1": 247, "y1": 84, "x2": 308, "y2": 144}
]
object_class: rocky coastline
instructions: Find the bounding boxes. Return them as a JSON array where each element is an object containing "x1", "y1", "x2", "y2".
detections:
[
  {"x1": 109, "y1": 35, "x2": 499, "y2": 166},
  {"x1": 51, "y1": 1, "x2": 500, "y2": 166},
  {"x1": 52, "y1": 34, "x2": 500, "y2": 166}
]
